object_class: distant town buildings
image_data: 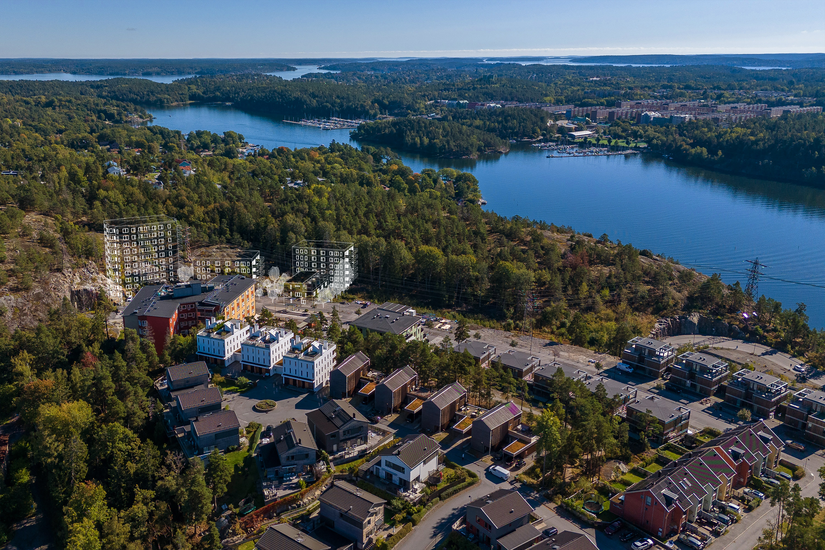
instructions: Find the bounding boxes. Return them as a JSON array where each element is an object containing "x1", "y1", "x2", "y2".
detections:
[{"x1": 104, "y1": 215, "x2": 181, "y2": 297}]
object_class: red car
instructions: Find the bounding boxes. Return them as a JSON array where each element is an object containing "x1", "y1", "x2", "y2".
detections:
[{"x1": 605, "y1": 520, "x2": 623, "y2": 536}]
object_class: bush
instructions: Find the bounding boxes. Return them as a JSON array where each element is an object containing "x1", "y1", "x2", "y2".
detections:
[
  {"x1": 255, "y1": 399, "x2": 277, "y2": 411},
  {"x1": 440, "y1": 479, "x2": 478, "y2": 500},
  {"x1": 384, "y1": 523, "x2": 413, "y2": 550},
  {"x1": 357, "y1": 480, "x2": 395, "y2": 502},
  {"x1": 747, "y1": 498, "x2": 762, "y2": 511},
  {"x1": 411, "y1": 497, "x2": 439, "y2": 525},
  {"x1": 793, "y1": 466, "x2": 805, "y2": 480},
  {"x1": 212, "y1": 373, "x2": 226, "y2": 385}
]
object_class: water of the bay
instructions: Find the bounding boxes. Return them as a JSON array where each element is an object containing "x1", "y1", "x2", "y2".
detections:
[
  {"x1": 0, "y1": 65, "x2": 334, "y2": 83},
  {"x1": 147, "y1": 103, "x2": 825, "y2": 327}
]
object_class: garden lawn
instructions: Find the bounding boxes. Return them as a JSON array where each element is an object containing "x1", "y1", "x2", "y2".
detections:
[
  {"x1": 624, "y1": 472, "x2": 644, "y2": 484},
  {"x1": 777, "y1": 465, "x2": 794, "y2": 476},
  {"x1": 646, "y1": 463, "x2": 663, "y2": 473},
  {"x1": 237, "y1": 541, "x2": 256, "y2": 550},
  {"x1": 219, "y1": 448, "x2": 262, "y2": 508},
  {"x1": 661, "y1": 450, "x2": 681, "y2": 461}
]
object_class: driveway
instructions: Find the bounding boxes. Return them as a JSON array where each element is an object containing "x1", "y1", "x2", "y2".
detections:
[{"x1": 221, "y1": 376, "x2": 322, "y2": 428}]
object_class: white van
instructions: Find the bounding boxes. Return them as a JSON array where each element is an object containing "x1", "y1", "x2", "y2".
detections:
[
  {"x1": 488, "y1": 465, "x2": 511, "y2": 481},
  {"x1": 617, "y1": 362, "x2": 634, "y2": 374},
  {"x1": 723, "y1": 502, "x2": 741, "y2": 514}
]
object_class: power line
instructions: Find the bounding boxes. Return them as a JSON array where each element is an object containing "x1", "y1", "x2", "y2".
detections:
[{"x1": 745, "y1": 258, "x2": 768, "y2": 302}]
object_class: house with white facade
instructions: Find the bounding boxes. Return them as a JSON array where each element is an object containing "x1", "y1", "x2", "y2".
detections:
[
  {"x1": 196, "y1": 319, "x2": 250, "y2": 367},
  {"x1": 282, "y1": 337, "x2": 337, "y2": 392},
  {"x1": 241, "y1": 326, "x2": 294, "y2": 377},
  {"x1": 366, "y1": 434, "x2": 441, "y2": 490}
]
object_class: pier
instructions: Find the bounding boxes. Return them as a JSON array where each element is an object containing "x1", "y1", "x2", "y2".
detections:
[{"x1": 283, "y1": 117, "x2": 368, "y2": 130}]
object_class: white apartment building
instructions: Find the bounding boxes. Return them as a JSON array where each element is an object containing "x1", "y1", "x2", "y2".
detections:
[
  {"x1": 282, "y1": 337, "x2": 337, "y2": 392},
  {"x1": 241, "y1": 326, "x2": 294, "y2": 377},
  {"x1": 196, "y1": 319, "x2": 250, "y2": 366}
]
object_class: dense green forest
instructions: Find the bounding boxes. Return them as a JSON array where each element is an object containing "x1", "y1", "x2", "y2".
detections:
[
  {"x1": 610, "y1": 113, "x2": 825, "y2": 185},
  {"x1": 352, "y1": 118, "x2": 509, "y2": 158},
  {"x1": 0, "y1": 59, "x2": 295, "y2": 76}
]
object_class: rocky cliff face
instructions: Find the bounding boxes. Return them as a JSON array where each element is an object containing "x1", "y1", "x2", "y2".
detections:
[
  {"x1": 651, "y1": 312, "x2": 744, "y2": 340},
  {"x1": 0, "y1": 260, "x2": 117, "y2": 331}
]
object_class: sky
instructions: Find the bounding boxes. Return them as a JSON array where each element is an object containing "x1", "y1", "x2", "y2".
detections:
[{"x1": 1, "y1": 0, "x2": 823, "y2": 59}]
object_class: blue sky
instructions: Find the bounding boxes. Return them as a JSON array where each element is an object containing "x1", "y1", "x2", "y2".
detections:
[{"x1": 2, "y1": 0, "x2": 823, "y2": 58}]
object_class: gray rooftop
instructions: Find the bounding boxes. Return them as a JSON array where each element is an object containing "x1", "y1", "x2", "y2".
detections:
[
  {"x1": 334, "y1": 351, "x2": 370, "y2": 377},
  {"x1": 306, "y1": 400, "x2": 369, "y2": 436},
  {"x1": 475, "y1": 401, "x2": 521, "y2": 430},
  {"x1": 166, "y1": 361, "x2": 209, "y2": 383},
  {"x1": 426, "y1": 382, "x2": 467, "y2": 410},
  {"x1": 497, "y1": 523, "x2": 541, "y2": 550},
  {"x1": 533, "y1": 361, "x2": 589, "y2": 382},
  {"x1": 351, "y1": 307, "x2": 421, "y2": 335},
  {"x1": 582, "y1": 376, "x2": 637, "y2": 401},
  {"x1": 255, "y1": 524, "x2": 329, "y2": 550},
  {"x1": 123, "y1": 275, "x2": 254, "y2": 319},
  {"x1": 454, "y1": 340, "x2": 496, "y2": 360},
  {"x1": 629, "y1": 336, "x2": 673, "y2": 352},
  {"x1": 468, "y1": 489, "x2": 533, "y2": 529},
  {"x1": 678, "y1": 351, "x2": 727, "y2": 368},
  {"x1": 176, "y1": 387, "x2": 222, "y2": 412},
  {"x1": 628, "y1": 394, "x2": 691, "y2": 423},
  {"x1": 272, "y1": 420, "x2": 318, "y2": 456},
  {"x1": 495, "y1": 350, "x2": 540, "y2": 371},
  {"x1": 387, "y1": 434, "x2": 441, "y2": 468},
  {"x1": 192, "y1": 410, "x2": 240, "y2": 437},
  {"x1": 320, "y1": 480, "x2": 385, "y2": 522},
  {"x1": 379, "y1": 366, "x2": 418, "y2": 393},
  {"x1": 525, "y1": 532, "x2": 598, "y2": 550}
]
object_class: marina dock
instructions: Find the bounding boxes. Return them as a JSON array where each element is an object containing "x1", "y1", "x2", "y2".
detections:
[{"x1": 283, "y1": 117, "x2": 368, "y2": 130}]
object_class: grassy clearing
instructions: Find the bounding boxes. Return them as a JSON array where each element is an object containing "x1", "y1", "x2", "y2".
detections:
[
  {"x1": 219, "y1": 448, "x2": 261, "y2": 508},
  {"x1": 777, "y1": 465, "x2": 794, "y2": 476},
  {"x1": 237, "y1": 541, "x2": 256, "y2": 550},
  {"x1": 661, "y1": 450, "x2": 681, "y2": 461},
  {"x1": 646, "y1": 462, "x2": 663, "y2": 473}
]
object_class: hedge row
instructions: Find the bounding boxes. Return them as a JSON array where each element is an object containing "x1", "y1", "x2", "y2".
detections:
[
  {"x1": 378, "y1": 522, "x2": 413, "y2": 550},
  {"x1": 440, "y1": 478, "x2": 478, "y2": 500},
  {"x1": 411, "y1": 498, "x2": 440, "y2": 526}
]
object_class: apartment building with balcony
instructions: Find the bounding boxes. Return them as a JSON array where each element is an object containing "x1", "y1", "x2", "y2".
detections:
[
  {"x1": 669, "y1": 352, "x2": 730, "y2": 397},
  {"x1": 627, "y1": 395, "x2": 691, "y2": 443},
  {"x1": 723, "y1": 370, "x2": 789, "y2": 419},
  {"x1": 784, "y1": 388, "x2": 825, "y2": 447},
  {"x1": 621, "y1": 337, "x2": 676, "y2": 378},
  {"x1": 240, "y1": 326, "x2": 294, "y2": 377},
  {"x1": 282, "y1": 338, "x2": 338, "y2": 392},
  {"x1": 196, "y1": 319, "x2": 250, "y2": 367}
]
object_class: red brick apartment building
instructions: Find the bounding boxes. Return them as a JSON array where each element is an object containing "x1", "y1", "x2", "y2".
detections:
[
  {"x1": 610, "y1": 422, "x2": 782, "y2": 539},
  {"x1": 122, "y1": 275, "x2": 255, "y2": 354}
]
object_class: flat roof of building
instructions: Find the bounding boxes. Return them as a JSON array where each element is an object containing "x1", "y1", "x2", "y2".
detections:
[
  {"x1": 454, "y1": 340, "x2": 495, "y2": 359},
  {"x1": 628, "y1": 394, "x2": 690, "y2": 423},
  {"x1": 495, "y1": 350, "x2": 540, "y2": 371},
  {"x1": 351, "y1": 307, "x2": 421, "y2": 335}
]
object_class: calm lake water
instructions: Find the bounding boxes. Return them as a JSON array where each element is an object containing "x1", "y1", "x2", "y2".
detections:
[
  {"x1": 148, "y1": 104, "x2": 825, "y2": 327},
  {"x1": 0, "y1": 65, "x2": 334, "y2": 83}
]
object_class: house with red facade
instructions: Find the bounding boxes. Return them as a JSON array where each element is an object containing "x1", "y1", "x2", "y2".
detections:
[
  {"x1": 122, "y1": 275, "x2": 256, "y2": 354},
  {"x1": 609, "y1": 421, "x2": 782, "y2": 539}
]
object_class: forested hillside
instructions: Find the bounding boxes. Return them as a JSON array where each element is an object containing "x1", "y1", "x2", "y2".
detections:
[
  {"x1": 613, "y1": 113, "x2": 825, "y2": 185},
  {"x1": 352, "y1": 118, "x2": 509, "y2": 157}
]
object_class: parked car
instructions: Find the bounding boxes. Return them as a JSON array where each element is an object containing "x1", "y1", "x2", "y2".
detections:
[
  {"x1": 617, "y1": 363, "x2": 634, "y2": 374},
  {"x1": 632, "y1": 538, "x2": 654, "y2": 550},
  {"x1": 793, "y1": 364, "x2": 807, "y2": 374},
  {"x1": 715, "y1": 514, "x2": 732, "y2": 526},
  {"x1": 787, "y1": 441, "x2": 805, "y2": 452},
  {"x1": 777, "y1": 471, "x2": 793, "y2": 481},
  {"x1": 683, "y1": 535, "x2": 705, "y2": 549},
  {"x1": 604, "y1": 520, "x2": 624, "y2": 536},
  {"x1": 620, "y1": 530, "x2": 636, "y2": 542},
  {"x1": 745, "y1": 488, "x2": 765, "y2": 500},
  {"x1": 543, "y1": 527, "x2": 558, "y2": 537}
]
